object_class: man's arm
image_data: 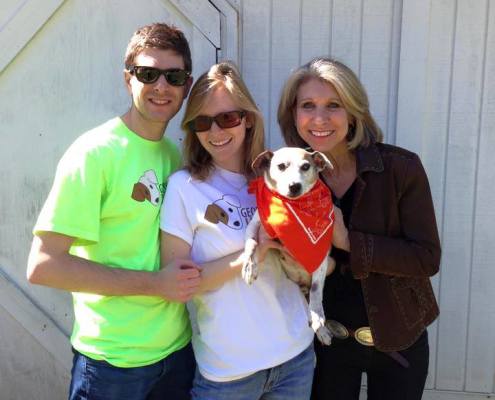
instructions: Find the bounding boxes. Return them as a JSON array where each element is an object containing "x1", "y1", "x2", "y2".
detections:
[
  {"x1": 160, "y1": 232, "x2": 242, "y2": 294},
  {"x1": 160, "y1": 229, "x2": 287, "y2": 295},
  {"x1": 27, "y1": 231, "x2": 201, "y2": 302}
]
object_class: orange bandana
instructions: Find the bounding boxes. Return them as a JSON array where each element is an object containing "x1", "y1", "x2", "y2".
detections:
[{"x1": 248, "y1": 177, "x2": 334, "y2": 273}]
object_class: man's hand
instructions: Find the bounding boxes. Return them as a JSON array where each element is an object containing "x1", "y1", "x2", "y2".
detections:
[{"x1": 156, "y1": 259, "x2": 201, "y2": 303}]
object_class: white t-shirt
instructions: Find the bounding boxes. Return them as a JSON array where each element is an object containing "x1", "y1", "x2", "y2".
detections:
[{"x1": 160, "y1": 167, "x2": 314, "y2": 382}]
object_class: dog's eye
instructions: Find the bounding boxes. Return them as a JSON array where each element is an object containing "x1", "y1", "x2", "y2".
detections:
[
  {"x1": 301, "y1": 163, "x2": 311, "y2": 172},
  {"x1": 228, "y1": 208, "x2": 233, "y2": 212},
  {"x1": 277, "y1": 163, "x2": 286, "y2": 171}
]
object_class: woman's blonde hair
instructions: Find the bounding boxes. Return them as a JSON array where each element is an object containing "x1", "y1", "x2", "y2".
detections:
[
  {"x1": 278, "y1": 57, "x2": 383, "y2": 150},
  {"x1": 182, "y1": 62, "x2": 265, "y2": 180}
]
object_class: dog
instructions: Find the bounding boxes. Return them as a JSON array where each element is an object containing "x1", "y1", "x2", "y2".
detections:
[
  {"x1": 241, "y1": 147, "x2": 335, "y2": 345},
  {"x1": 131, "y1": 170, "x2": 161, "y2": 206},
  {"x1": 204, "y1": 195, "x2": 243, "y2": 230}
]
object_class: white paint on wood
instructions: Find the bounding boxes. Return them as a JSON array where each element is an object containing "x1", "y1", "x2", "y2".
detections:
[
  {"x1": 385, "y1": 0, "x2": 402, "y2": 145},
  {"x1": 300, "y1": 0, "x2": 331, "y2": 63},
  {"x1": 0, "y1": 0, "x2": 66, "y2": 73},
  {"x1": 225, "y1": 0, "x2": 240, "y2": 10},
  {"x1": 170, "y1": 0, "x2": 221, "y2": 47},
  {"x1": 269, "y1": 0, "x2": 301, "y2": 148},
  {"x1": 0, "y1": 306, "x2": 69, "y2": 400},
  {"x1": 240, "y1": 0, "x2": 272, "y2": 147},
  {"x1": 359, "y1": 0, "x2": 394, "y2": 142},
  {"x1": 436, "y1": 0, "x2": 487, "y2": 391},
  {"x1": 331, "y1": 0, "x2": 362, "y2": 72},
  {"x1": 465, "y1": 0, "x2": 495, "y2": 393},
  {"x1": 213, "y1": 0, "x2": 239, "y2": 63},
  {"x1": 0, "y1": 269, "x2": 72, "y2": 371},
  {"x1": 396, "y1": 0, "x2": 451, "y2": 390},
  {"x1": 396, "y1": 0, "x2": 430, "y2": 154}
]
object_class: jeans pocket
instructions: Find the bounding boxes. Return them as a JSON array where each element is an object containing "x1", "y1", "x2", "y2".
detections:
[{"x1": 70, "y1": 352, "x2": 160, "y2": 400}]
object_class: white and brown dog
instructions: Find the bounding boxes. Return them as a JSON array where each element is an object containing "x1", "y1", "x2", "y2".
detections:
[{"x1": 241, "y1": 147, "x2": 335, "y2": 345}]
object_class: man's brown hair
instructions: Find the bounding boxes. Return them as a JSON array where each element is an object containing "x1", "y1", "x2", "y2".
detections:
[{"x1": 124, "y1": 23, "x2": 192, "y2": 72}]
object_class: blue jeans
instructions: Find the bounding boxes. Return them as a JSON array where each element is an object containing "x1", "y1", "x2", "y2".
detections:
[
  {"x1": 191, "y1": 344, "x2": 315, "y2": 400},
  {"x1": 69, "y1": 343, "x2": 195, "y2": 400}
]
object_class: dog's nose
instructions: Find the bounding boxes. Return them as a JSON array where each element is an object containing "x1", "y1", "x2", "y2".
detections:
[{"x1": 288, "y1": 183, "x2": 302, "y2": 196}]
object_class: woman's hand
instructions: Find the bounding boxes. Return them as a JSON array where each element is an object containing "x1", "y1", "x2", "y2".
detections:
[{"x1": 332, "y1": 206, "x2": 350, "y2": 251}]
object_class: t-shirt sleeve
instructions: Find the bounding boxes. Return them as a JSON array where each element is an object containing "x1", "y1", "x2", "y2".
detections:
[
  {"x1": 160, "y1": 172, "x2": 194, "y2": 246},
  {"x1": 33, "y1": 142, "x2": 104, "y2": 245}
]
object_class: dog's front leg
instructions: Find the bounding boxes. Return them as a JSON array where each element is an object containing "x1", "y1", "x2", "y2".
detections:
[
  {"x1": 241, "y1": 211, "x2": 261, "y2": 284},
  {"x1": 309, "y1": 255, "x2": 332, "y2": 345}
]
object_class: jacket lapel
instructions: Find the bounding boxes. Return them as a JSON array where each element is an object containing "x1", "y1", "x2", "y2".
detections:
[{"x1": 352, "y1": 141, "x2": 384, "y2": 214}]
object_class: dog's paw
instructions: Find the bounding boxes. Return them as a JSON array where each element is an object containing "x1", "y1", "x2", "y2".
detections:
[
  {"x1": 309, "y1": 310, "x2": 332, "y2": 345},
  {"x1": 315, "y1": 325, "x2": 333, "y2": 346},
  {"x1": 241, "y1": 256, "x2": 258, "y2": 285}
]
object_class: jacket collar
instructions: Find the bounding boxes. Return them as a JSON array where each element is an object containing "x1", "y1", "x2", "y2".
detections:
[{"x1": 355, "y1": 139, "x2": 384, "y2": 175}]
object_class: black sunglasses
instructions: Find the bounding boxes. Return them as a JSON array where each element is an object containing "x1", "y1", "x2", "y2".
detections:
[
  {"x1": 188, "y1": 110, "x2": 247, "y2": 132},
  {"x1": 127, "y1": 66, "x2": 190, "y2": 86}
]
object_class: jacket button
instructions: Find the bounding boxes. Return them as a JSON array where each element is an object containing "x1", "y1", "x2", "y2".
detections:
[{"x1": 369, "y1": 305, "x2": 378, "y2": 313}]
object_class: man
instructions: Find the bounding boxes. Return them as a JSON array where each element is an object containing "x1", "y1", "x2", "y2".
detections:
[{"x1": 27, "y1": 23, "x2": 200, "y2": 400}]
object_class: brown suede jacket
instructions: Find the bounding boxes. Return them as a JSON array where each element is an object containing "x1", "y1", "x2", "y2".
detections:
[{"x1": 346, "y1": 141, "x2": 441, "y2": 352}]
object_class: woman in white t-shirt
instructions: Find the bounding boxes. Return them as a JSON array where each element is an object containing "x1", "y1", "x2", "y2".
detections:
[{"x1": 160, "y1": 62, "x2": 315, "y2": 400}]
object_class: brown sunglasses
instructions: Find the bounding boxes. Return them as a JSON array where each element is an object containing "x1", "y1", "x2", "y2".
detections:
[{"x1": 187, "y1": 110, "x2": 246, "y2": 132}]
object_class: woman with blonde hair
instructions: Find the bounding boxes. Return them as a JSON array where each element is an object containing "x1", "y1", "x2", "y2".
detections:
[
  {"x1": 160, "y1": 61, "x2": 315, "y2": 400},
  {"x1": 278, "y1": 57, "x2": 441, "y2": 400}
]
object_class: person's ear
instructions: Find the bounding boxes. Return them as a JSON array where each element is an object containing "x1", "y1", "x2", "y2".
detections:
[{"x1": 124, "y1": 69, "x2": 133, "y2": 95}]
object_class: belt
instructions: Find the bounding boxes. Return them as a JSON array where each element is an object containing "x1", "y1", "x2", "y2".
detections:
[{"x1": 325, "y1": 320, "x2": 410, "y2": 368}]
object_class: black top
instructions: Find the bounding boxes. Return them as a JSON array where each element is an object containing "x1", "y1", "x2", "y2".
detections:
[{"x1": 323, "y1": 180, "x2": 369, "y2": 328}]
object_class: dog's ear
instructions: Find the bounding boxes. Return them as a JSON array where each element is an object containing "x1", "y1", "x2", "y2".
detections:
[
  {"x1": 311, "y1": 151, "x2": 334, "y2": 172},
  {"x1": 252, "y1": 150, "x2": 274, "y2": 176}
]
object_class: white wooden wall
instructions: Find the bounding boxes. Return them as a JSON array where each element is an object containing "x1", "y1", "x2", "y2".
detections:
[
  {"x1": 0, "y1": 0, "x2": 494, "y2": 399},
  {"x1": 240, "y1": 0, "x2": 495, "y2": 399}
]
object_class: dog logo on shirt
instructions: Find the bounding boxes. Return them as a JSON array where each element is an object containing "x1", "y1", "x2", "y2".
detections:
[
  {"x1": 131, "y1": 170, "x2": 161, "y2": 206},
  {"x1": 204, "y1": 195, "x2": 243, "y2": 230}
]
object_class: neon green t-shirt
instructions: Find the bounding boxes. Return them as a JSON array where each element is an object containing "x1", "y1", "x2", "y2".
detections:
[{"x1": 34, "y1": 117, "x2": 190, "y2": 367}]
